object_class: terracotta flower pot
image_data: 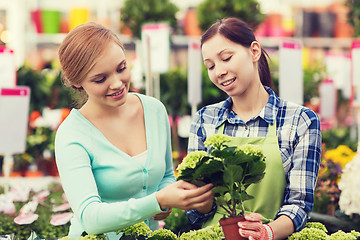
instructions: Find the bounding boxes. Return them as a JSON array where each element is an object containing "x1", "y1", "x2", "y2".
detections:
[{"x1": 219, "y1": 216, "x2": 246, "y2": 240}]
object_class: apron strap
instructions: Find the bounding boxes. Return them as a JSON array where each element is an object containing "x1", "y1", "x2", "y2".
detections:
[{"x1": 217, "y1": 120, "x2": 277, "y2": 136}]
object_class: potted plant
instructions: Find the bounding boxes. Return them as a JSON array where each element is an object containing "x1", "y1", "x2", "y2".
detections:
[{"x1": 176, "y1": 134, "x2": 266, "y2": 240}]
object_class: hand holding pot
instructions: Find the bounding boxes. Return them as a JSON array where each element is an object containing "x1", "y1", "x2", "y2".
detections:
[{"x1": 238, "y1": 213, "x2": 274, "y2": 240}]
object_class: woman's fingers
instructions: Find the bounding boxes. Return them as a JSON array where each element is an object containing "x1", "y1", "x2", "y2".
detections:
[{"x1": 156, "y1": 181, "x2": 214, "y2": 210}]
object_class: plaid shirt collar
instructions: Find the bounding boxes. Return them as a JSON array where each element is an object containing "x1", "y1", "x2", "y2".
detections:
[{"x1": 214, "y1": 86, "x2": 280, "y2": 128}]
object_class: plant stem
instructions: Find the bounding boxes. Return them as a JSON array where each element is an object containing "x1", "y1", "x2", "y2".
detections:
[{"x1": 219, "y1": 204, "x2": 232, "y2": 216}]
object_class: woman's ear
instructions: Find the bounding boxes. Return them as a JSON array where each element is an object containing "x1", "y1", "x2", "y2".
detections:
[
  {"x1": 250, "y1": 41, "x2": 261, "y2": 62},
  {"x1": 71, "y1": 84, "x2": 83, "y2": 90}
]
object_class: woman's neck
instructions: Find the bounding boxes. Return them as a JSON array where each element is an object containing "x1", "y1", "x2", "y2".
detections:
[{"x1": 231, "y1": 82, "x2": 269, "y2": 123}]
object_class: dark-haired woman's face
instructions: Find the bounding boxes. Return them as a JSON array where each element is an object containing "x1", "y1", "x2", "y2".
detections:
[{"x1": 202, "y1": 34, "x2": 259, "y2": 97}]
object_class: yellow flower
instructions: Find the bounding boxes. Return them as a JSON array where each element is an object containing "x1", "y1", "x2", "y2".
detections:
[{"x1": 325, "y1": 145, "x2": 356, "y2": 169}]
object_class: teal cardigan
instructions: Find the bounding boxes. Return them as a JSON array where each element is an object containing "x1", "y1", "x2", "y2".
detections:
[{"x1": 55, "y1": 93, "x2": 175, "y2": 239}]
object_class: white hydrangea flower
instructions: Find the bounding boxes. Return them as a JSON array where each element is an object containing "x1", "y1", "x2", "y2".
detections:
[{"x1": 338, "y1": 153, "x2": 360, "y2": 215}]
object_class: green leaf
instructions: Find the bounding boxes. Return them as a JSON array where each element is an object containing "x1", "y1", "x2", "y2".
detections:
[
  {"x1": 212, "y1": 186, "x2": 228, "y2": 195},
  {"x1": 223, "y1": 165, "x2": 243, "y2": 185},
  {"x1": 215, "y1": 196, "x2": 228, "y2": 207},
  {"x1": 224, "y1": 151, "x2": 254, "y2": 165},
  {"x1": 240, "y1": 192, "x2": 254, "y2": 201},
  {"x1": 193, "y1": 159, "x2": 223, "y2": 179},
  {"x1": 176, "y1": 168, "x2": 196, "y2": 182},
  {"x1": 230, "y1": 192, "x2": 242, "y2": 201},
  {"x1": 246, "y1": 161, "x2": 266, "y2": 176},
  {"x1": 243, "y1": 174, "x2": 265, "y2": 189}
]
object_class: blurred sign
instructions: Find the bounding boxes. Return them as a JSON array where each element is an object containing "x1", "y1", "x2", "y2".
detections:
[
  {"x1": 279, "y1": 40, "x2": 303, "y2": 105},
  {"x1": 187, "y1": 39, "x2": 202, "y2": 107},
  {"x1": 351, "y1": 40, "x2": 360, "y2": 106},
  {"x1": 325, "y1": 52, "x2": 351, "y2": 99},
  {"x1": 0, "y1": 86, "x2": 30, "y2": 155},
  {"x1": 0, "y1": 47, "x2": 16, "y2": 87},
  {"x1": 319, "y1": 79, "x2": 336, "y2": 119},
  {"x1": 141, "y1": 22, "x2": 170, "y2": 74}
]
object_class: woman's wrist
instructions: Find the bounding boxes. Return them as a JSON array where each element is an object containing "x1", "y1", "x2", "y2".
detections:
[{"x1": 155, "y1": 190, "x2": 167, "y2": 210}]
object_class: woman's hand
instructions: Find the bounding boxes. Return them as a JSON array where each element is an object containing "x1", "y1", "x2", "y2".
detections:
[
  {"x1": 238, "y1": 213, "x2": 274, "y2": 240},
  {"x1": 152, "y1": 208, "x2": 172, "y2": 221},
  {"x1": 156, "y1": 180, "x2": 214, "y2": 211}
]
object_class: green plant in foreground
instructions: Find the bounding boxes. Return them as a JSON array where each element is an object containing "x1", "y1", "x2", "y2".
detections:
[
  {"x1": 288, "y1": 222, "x2": 360, "y2": 240},
  {"x1": 178, "y1": 223, "x2": 224, "y2": 240},
  {"x1": 177, "y1": 134, "x2": 266, "y2": 218},
  {"x1": 149, "y1": 228, "x2": 177, "y2": 240}
]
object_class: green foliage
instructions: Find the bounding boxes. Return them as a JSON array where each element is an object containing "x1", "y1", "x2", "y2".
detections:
[
  {"x1": 305, "y1": 222, "x2": 328, "y2": 233},
  {"x1": 149, "y1": 229, "x2": 177, "y2": 240},
  {"x1": 160, "y1": 68, "x2": 189, "y2": 116},
  {"x1": 288, "y1": 221, "x2": 360, "y2": 240},
  {"x1": 303, "y1": 64, "x2": 324, "y2": 104},
  {"x1": 120, "y1": 0, "x2": 179, "y2": 38},
  {"x1": 178, "y1": 223, "x2": 224, "y2": 240},
  {"x1": 346, "y1": 0, "x2": 360, "y2": 37},
  {"x1": 177, "y1": 134, "x2": 266, "y2": 217},
  {"x1": 117, "y1": 222, "x2": 152, "y2": 238},
  {"x1": 16, "y1": 65, "x2": 74, "y2": 113},
  {"x1": 163, "y1": 208, "x2": 191, "y2": 235},
  {"x1": 322, "y1": 127, "x2": 358, "y2": 152},
  {"x1": 159, "y1": 66, "x2": 227, "y2": 117},
  {"x1": 288, "y1": 228, "x2": 328, "y2": 240},
  {"x1": 196, "y1": 0, "x2": 265, "y2": 32}
]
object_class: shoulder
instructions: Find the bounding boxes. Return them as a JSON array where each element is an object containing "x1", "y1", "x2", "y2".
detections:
[
  {"x1": 55, "y1": 109, "x2": 89, "y2": 142},
  {"x1": 277, "y1": 99, "x2": 320, "y2": 130},
  {"x1": 131, "y1": 93, "x2": 167, "y2": 112},
  {"x1": 195, "y1": 100, "x2": 227, "y2": 121}
]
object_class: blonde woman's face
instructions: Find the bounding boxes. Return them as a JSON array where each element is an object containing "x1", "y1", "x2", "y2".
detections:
[
  {"x1": 201, "y1": 34, "x2": 260, "y2": 97},
  {"x1": 76, "y1": 42, "x2": 131, "y2": 109}
]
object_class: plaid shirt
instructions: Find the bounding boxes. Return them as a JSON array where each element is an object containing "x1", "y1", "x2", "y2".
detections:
[{"x1": 186, "y1": 87, "x2": 322, "y2": 232}]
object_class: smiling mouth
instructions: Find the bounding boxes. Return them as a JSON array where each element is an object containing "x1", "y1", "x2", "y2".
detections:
[
  {"x1": 221, "y1": 78, "x2": 235, "y2": 86},
  {"x1": 107, "y1": 88, "x2": 124, "y2": 96}
]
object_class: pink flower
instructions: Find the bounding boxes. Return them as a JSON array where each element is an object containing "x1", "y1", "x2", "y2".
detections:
[
  {"x1": 19, "y1": 201, "x2": 38, "y2": 216},
  {"x1": 33, "y1": 190, "x2": 50, "y2": 203},
  {"x1": 50, "y1": 212, "x2": 73, "y2": 226},
  {"x1": 14, "y1": 213, "x2": 39, "y2": 225},
  {"x1": 0, "y1": 195, "x2": 16, "y2": 215},
  {"x1": 158, "y1": 221, "x2": 166, "y2": 229},
  {"x1": 53, "y1": 203, "x2": 71, "y2": 212}
]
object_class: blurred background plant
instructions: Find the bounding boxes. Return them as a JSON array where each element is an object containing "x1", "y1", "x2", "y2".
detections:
[
  {"x1": 120, "y1": 0, "x2": 179, "y2": 38},
  {"x1": 346, "y1": 0, "x2": 360, "y2": 37},
  {"x1": 196, "y1": 0, "x2": 265, "y2": 32}
]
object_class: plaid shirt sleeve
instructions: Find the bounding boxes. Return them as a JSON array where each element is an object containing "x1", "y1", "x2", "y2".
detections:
[{"x1": 276, "y1": 107, "x2": 321, "y2": 231}]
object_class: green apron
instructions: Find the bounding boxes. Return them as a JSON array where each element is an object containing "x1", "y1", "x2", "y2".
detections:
[{"x1": 204, "y1": 121, "x2": 286, "y2": 226}]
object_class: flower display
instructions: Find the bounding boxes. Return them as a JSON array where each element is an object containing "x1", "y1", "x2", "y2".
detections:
[
  {"x1": 176, "y1": 134, "x2": 266, "y2": 218},
  {"x1": 0, "y1": 182, "x2": 71, "y2": 239},
  {"x1": 324, "y1": 145, "x2": 356, "y2": 170},
  {"x1": 313, "y1": 145, "x2": 353, "y2": 215}
]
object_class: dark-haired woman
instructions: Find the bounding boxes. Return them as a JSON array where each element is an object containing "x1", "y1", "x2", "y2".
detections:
[{"x1": 186, "y1": 17, "x2": 321, "y2": 240}]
